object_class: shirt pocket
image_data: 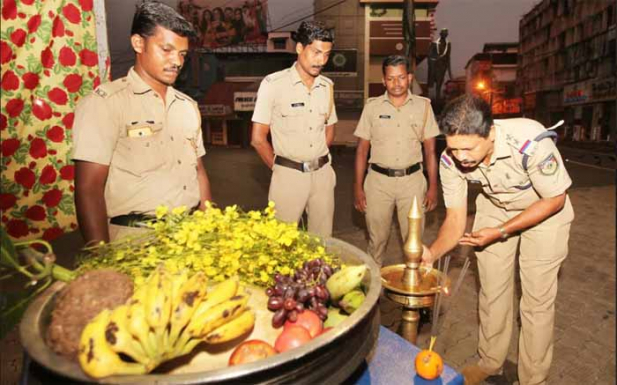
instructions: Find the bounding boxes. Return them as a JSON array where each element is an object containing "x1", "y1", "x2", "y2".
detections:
[
  {"x1": 114, "y1": 123, "x2": 167, "y2": 176},
  {"x1": 372, "y1": 114, "x2": 392, "y2": 142},
  {"x1": 280, "y1": 103, "x2": 306, "y2": 132}
]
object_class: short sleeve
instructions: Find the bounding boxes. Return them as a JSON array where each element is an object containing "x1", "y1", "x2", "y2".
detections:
[
  {"x1": 353, "y1": 102, "x2": 372, "y2": 140},
  {"x1": 326, "y1": 84, "x2": 338, "y2": 126},
  {"x1": 251, "y1": 78, "x2": 274, "y2": 125},
  {"x1": 194, "y1": 107, "x2": 206, "y2": 157},
  {"x1": 439, "y1": 152, "x2": 467, "y2": 208},
  {"x1": 423, "y1": 104, "x2": 440, "y2": 141},
  {"x1": 71, "y1": 94, "x2": 118, "y2": 165},
  {"x1": 527, "y1": 138, "x2": 572, "y2": 197}
]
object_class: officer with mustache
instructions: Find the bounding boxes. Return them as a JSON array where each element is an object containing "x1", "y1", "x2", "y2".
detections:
[
  {"x1": 251, "y1": 21, "x2": 337, "y2": 237},
  {"x1": 423, "y1": 95, "x2": 574, "y2": 385},
  {"x1": 72, "y1": 1, "x2": 212, "y2": 244},
  {"x1": 353, "y1": 55, "x2": 439, "y2": 266}
]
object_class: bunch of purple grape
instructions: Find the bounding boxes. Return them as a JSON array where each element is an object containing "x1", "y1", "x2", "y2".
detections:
[{"x1": 266, "y1": 258, "x2": 338, "y2": 328}]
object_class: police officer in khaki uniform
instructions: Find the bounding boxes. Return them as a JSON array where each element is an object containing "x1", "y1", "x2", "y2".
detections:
[
  {"x1": 72, "y1": 2, "x2": 212, "y2": 244},
  {"x1": 354, "y1": 55, "x2": 439, "y2": 266},
  {"x1": 251, "y1": 21, "x2": 337, "y2": 237},
  {"x1": 422, "y1": 96, "x2": 574, "y2": 385}
]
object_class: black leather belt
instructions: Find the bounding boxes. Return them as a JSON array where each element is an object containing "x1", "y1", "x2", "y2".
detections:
[
  {"x1": 110, "y1": 204, "x2": 200, "y2": 228},
  {"x1": 275, "y1": 154, "x2": 329, "y2": 173},
  {"x1": 371, "y1": 163, "x2": 421, "y2": 177},
  {"x1": 109, "y1": 213, "x2": 155, "y2": 228}
]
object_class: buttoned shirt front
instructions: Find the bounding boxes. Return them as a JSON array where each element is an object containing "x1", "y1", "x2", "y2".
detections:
[
  {"x1": 251, "y1": 63, "x2": 338, "y2": 162},
  {"x1": 72, "y1": 67, "x2": 205, "y2": 217},
  {"x1": 440, "y1": 118, "x2": 572, "y2": 211},
  {"x1": 354, "y1": 91, "x2": 439, "y2": 169}
]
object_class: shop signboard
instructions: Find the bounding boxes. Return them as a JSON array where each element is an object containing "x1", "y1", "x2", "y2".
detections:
[
  {"x1": 563, "y1": 81, "x2": 591, "y2": 105},
  {"x1": 201, "y1": 104, "x2": 232, "y2": 116},
  {"x1": 591, "y1": 77, "x2": 616, "y2": 101},
  {"x1": 233, "y1": 92, "x2": 257, "y2": 111}
]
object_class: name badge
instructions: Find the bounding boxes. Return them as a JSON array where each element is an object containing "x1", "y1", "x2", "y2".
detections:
[
  {"x1": 379, "y1": 115, "x2": 391, "y2": 119},
  {"x1": 291, "y1": 102, "x2": 305, "y2": 108},
  {"x1": 127, "y1": 126, "x2": 153, "y2": 138}
]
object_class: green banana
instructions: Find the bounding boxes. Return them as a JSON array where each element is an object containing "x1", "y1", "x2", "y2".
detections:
[
  {"x1": 324, "y1": 306, "x2": 349, "y2": 328},
  {"x1": 203, "y1": 309, "x2": 256, "y2": 344},
  {"x1": 78, "y1": 309, "x2": 148, "y2": 378},
  {"x1": 339, "y1": 288, "x2": 366, "y2": 314},
  {"x1": 326, "y1": 264, "x2": 367, "y2": 301}
]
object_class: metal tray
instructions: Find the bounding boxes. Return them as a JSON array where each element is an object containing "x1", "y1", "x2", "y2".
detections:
[{"x1": 20, "y1": 237, "x2": 381, "y2": 384}]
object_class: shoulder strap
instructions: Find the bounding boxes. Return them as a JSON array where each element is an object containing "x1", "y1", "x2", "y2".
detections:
[{"x1": 522, "y1": 130, "x2": 558, "y2": 171}]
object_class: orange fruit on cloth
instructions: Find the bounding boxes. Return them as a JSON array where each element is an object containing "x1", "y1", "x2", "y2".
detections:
[{"x1": 415, "y1": 349, "x2": 444, "y2": 380}]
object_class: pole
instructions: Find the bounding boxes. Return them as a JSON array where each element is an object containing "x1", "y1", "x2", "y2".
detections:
[{"x1": 403, "y1": 0, "x2": 416, "y2": 72}]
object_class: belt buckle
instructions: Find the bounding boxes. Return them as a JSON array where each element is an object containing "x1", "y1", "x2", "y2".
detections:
[
  {"x1": 303, "y1": 159, "x2": 319, "y2": 172},
  {"x1": 391, "y1": 169, "x2": 405, "y2": 177}
]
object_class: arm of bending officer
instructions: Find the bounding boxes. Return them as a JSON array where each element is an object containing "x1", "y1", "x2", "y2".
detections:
[
  {"x1": 74, "y1": 160, "x2": 110, "y2": 245},
  {"x1": 354, "y1": 138, "x2": 370, "y2": 212},
  {"x1": 325, "y1": 124, "x2": 335, "y2": 147},
  {"x1": 196, "y1": 156, "x2": 212, "y2": 210},
  {"x1": 422, "y1": 204, "x2": 467, "y2": 265},
  {"x1": 251, "y1": 122, "x2": 275, "y2": 169},
  {"x1": 459, "y1": 192, "x2": 567, "y2": 247},
  {"x1": 423, "y1": 137, "x2": 439, "y2": 212}
]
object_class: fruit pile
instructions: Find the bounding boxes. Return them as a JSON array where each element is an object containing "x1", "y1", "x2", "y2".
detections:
[
  {"x1": 78, "y1": 267, "x2": 255, "y2": 378},
  {"x1": 265, "y1": 258, "x2": 335, "y2": 327}
]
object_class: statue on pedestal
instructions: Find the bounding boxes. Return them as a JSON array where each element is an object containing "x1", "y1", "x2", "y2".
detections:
[{"x1": 427, "y1": 28, "x2": 452, "y2": 105}]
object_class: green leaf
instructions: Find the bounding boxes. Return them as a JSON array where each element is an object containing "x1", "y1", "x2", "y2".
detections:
[
  {"x1": 36, "y1": 20, "x2": 52, "y2": 43},
  {"x1": 58, "y1": 194, "x2": 76, "y2": 216},
  {"x1": 26, "y1": 54, "x2": 43, "y2": 74}
]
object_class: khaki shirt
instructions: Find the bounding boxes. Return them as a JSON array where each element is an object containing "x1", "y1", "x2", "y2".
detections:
[
  {"x1": 440, "y1": 118, "x2": 572, "y2": 211},
  {"x1": 354, "y1": 91, "x2": 439, "y2": 169},
  {"x1": 72, "y1": 67, "x2": 205, "y2": 217},
  {"x1": 252, "y1": 63, "x2": 337, "y2": 162}
]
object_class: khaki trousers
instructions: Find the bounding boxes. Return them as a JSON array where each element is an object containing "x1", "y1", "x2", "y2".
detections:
[
  {"x1": 473, "y1": 194, "x2": 574, "y2": 385},
  {"x1": 268, "y1": 162, "x2": 336, "y2": 238},
  {"x1": 108, "y1": 223, "x2": 150, "y2": 242},
  {"x1": 364, "y1": 168, "x2": 427, "y2": 266}
]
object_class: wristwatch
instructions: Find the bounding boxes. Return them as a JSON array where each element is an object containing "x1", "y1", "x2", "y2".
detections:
[{"x1": 498, "y1": 226, "x2": 508, "y2": 239}]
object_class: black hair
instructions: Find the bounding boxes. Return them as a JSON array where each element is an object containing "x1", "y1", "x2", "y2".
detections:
[
  {"x1": 440, "y1": 95, "x2": 494, "y2": 138},
  {"x1": 131, "y1": 1, "x2": 197, "y2": 39},
  {"x1": 292, "y1": 21, "x2": 334, "y2": 46},
  {"x1": 382, "y1": 55, "x2": 410, "y2": 75}
]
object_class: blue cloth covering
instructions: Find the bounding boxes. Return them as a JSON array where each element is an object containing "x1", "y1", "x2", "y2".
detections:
[{"x1": 354, "y1": 326, "x2": 465, "y2": 385}]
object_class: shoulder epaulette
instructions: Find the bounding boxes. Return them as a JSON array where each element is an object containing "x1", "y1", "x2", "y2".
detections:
[
  {"x1": 412, "y1": 95, "x2": 431, "y2": 103},
  {"x1": 440, "y1": 153, "x2": 454, "y2": 168},
  {"x1": 504, "y1": 132, "x2": 538, "y2": 157},
  {"x1": 264, "y1": 69, "x2": 288, "y2": 83},
  {"x1": 173, "y1": 89, "x2": 195, "y2": 103},
  {"x1": 93, "y1": 78, "x2": 129, "y2": 98},
  {"x1": 365, "y1": 96, "x2": 379, "y2": 104},
  {"x1": 319, "y1": 74, "x2": 334, "y2": 85}
]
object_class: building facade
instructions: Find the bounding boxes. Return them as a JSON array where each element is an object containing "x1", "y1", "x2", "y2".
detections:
[
  {"x1": 465, "y1": 43, "x2": 522, "y2": 118},
  {"x1": 517, "y1": 0, "x2": 616, "y2": 141}
]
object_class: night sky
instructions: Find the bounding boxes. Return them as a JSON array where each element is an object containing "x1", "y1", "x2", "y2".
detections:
[{"x1": 435, "y1": 0, "x2": 540, "y2": 78}]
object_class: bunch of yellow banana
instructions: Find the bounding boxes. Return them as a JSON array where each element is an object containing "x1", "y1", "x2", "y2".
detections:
[{"x1": 78, "y1": 267, "x2": 256, "y2": 378}]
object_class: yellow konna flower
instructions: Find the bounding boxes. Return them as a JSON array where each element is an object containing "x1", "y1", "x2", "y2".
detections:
[{"x1": 155, "y1": 205, "x2": 169, "y2": 219}]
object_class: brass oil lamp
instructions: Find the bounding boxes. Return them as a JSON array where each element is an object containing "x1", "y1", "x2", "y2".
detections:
[{"x1": 380, "y1": 197, "x2": 449, "y2": 344}]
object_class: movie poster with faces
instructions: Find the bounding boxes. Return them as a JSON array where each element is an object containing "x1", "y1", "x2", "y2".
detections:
[{"x1": 178, "y1": 0, "x2": 269, "y2": 49}]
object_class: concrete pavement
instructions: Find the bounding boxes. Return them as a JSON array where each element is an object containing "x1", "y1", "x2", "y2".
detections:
[{"x1": 1, "y1": 144, "x2": 615, "y2": 385}]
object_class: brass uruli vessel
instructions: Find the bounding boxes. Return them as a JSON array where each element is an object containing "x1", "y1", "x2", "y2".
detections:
[{"x1": 380, "y1": 197, "x2": 449, "y2": 344}]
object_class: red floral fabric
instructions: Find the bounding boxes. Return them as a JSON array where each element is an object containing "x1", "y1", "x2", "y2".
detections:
[{"x1": 1, "y1": 0, "x2": 107, "y2": 241}]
